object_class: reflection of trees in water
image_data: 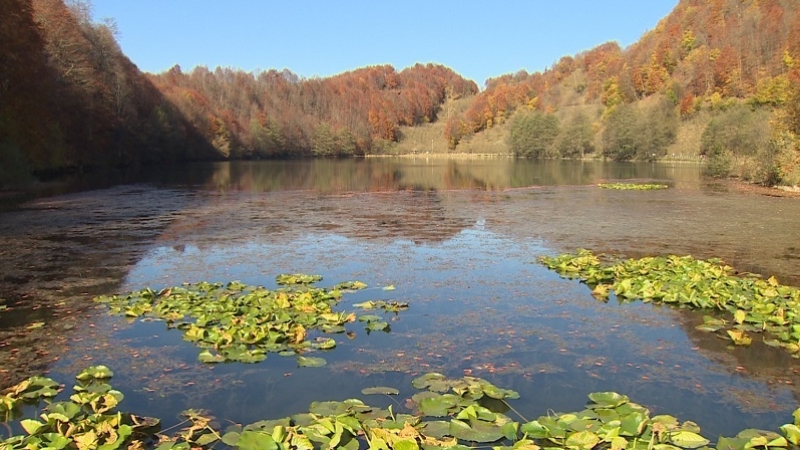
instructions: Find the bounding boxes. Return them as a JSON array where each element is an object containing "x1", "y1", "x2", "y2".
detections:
[
  {"x1": 154, "y1": 188, "x2": 475, "y2": 247},
  {"x1": 200, "y1": 159, "x2": 706, "y2": 194},
  {"x1": 347, "y1": 190, "x2": 470, "y2": 244}
]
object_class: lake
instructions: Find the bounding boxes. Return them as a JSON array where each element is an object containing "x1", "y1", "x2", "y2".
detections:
[{"x1": 1, "y1": 158, "x2": 800, "y2": 441}]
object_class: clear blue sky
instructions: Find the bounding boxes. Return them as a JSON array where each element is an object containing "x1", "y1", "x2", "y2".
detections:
[{"x1": 91, "y1": 0, "x2": 678, "y2": 87}]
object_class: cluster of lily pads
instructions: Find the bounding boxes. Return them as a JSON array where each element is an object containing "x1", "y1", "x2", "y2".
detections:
[
  {"x1": 94, "y1": 275, "x2": 408, "y2": 366},
  {"x1": 0, "y1": 366, "x2": 163, "y2": 450},
  {"x1": 597, "y1": 183, "x2": 669, "y2": 190},
  {"x1": 4, "y1": 367, "x2": 800, "y2": 450},
  {"x1": 540, "y1": 249, "x2": 800, "y2": 354}
]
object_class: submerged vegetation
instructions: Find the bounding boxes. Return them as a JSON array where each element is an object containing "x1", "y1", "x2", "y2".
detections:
[
  {"x1": 94, "y1": 275, "x2": 407, "y2": 366},
  {"x1": 4, "y1": 368, "x2": 800, "y2": 450},
  {"x1": 540, "y1": 250, "x2": 800, "y2": 356}
]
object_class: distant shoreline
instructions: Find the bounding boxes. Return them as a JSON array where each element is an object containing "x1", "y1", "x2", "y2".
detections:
[{"x1": 365, "y1": 153, "x2": 705, "y2": 163}]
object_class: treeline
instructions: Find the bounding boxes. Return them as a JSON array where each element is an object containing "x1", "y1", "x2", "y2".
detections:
[
  {"x1": 508, "y1": 98, "x2": 679, "y2": 162},
  {"x1": 0, "y1": 0, "x2": 477, "y2": 187},
  {"x1": 446, "y1": 0, "x2": 800, "y2": 186},
  {"x1": 0, "y1": 0, "x2": 217, "y2": 186},
  {"x1": 148, "y1": 64, "x2": 477, "y2": 158}
]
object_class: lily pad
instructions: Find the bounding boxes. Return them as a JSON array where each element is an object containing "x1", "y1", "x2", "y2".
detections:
[
  {"x1": 76, "y1": 365, "x2": 114, "y2": 380},
  {"x1": 448, "y1": 419, "x2": 505, "y2": 443},
  {"x1": 297, "y1": 356, "x2": 327, "y2": 368},
  {"x1": 361, "y1": 387, "x2": 400, "y2": 395},
  {"x1": 588, "y1": 392, "x2": 629, "y2": 408}
]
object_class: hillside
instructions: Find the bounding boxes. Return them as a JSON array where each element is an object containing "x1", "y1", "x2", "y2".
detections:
[
  {"x1": 0, "y1": 0, "x2": 218, "y2": 186},
  {"x1": 3, "y1": 0, "x2": 799, "y2": 187},
  {"x1": 148, "y1": 64, "x2": 478, "y2": 158},
  {"x1": 0, "y1": 0, "x2": 477, "y2": 187},
  {"x1": 444, "y1": 0, "x2": 800, "y2": 185}
]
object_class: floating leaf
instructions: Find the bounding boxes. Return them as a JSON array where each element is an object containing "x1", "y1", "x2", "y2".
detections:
[
  {"x1": 198, "y1": 350, "x2": 226, "y2": 364},
  {"x1": 361, "y1": 387, "x2": 400, "y2": 395},
  {"x1": 598, "y1": 183, "x2": 669, "y2": 190},
  {"x1": 669, "y1": 431, "x2": 710, "y2": 448},
  {"x1": 448, "y1": 419, "x2": 505, "y2": 443},
  {"x1": 235, "y1": 430, "x2": 279, "y2": 450},
  {"x1": 335, "y1": 281, "x2": 368, "y2": 290},
  {"x1": 20, "y1": 419, "x2": 44, "y2": 435},
  {"x1": 76, "y1": 365, "x2": 114, "y2": 380},
  {"x1": 727, "y1": 329, "x2": 752, "y2": 346},
  {"x1": 418, "y1": 394, "x2": 460, "y2": 417},
  {"x1": 275, "y1": 274, "x2": 322, "y2": 285},
  {"x1": 565, "y1": 430, "x2": 600, "y2": 450},
  {"x1": 366, "y1": 321, "x2": 390, "y2": 332},
  {"x1": 781, "y1": 424, "x2": 800, "y2": 445},
  {"x1": 297, "y1": 356, "x2": 327, "y2": 368},
  {"x1": 422, "y1": 421, "x2": 453, "y2": 439},
  {"x1": 588, "y1": 392, "x2": 629, "y2": 408}
]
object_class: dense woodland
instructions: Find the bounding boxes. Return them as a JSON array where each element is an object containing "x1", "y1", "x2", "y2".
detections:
[
  {"x1": 2, "y1": 0, "x2": 800, "y2": 187},
  {"x1": 149, "y1": 63, "x2": 477, "y2": 159}
]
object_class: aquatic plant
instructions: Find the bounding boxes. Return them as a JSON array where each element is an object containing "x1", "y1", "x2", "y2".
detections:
[
  {"x1": 597, "y1": 183, "x2": 669, "y2": 190},
  {"x1": 0, "y1": 366, "x2": 164, "y2": 450},
  {"x1": 540, "y1": 249, "x2": 800, "y2": 355},
  {"x1": 4, "y1": 368, "x2": 800, "y2": 450},
  {"x1": 94, "y1": 275, "x2": 406, "y2": 365}
]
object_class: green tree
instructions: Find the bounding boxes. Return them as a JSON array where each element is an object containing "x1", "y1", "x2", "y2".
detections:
[
  {"x1": 250, "y1": 118, "x2": 285, "y2": 157},
  {"x1": 638, "y1": 98, "x2": 678, "y2": 161},
  {"x1": 508, "y1": 112, "x2": 560, "y2": 158},
  {"x1": 312, "y1": 123, "x2": 336, "y2": 157},
  {"x1": 700, "y1": 105, "x2": 772, "y2": 182},
  {"x1": 557, "y1": 113, "x2": 595, "y2": 158},
  {"x1": 602, "y1": 105, "x2": 640, "y2": 161}
]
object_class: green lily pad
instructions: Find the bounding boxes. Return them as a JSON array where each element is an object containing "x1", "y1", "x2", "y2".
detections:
[
  {"x1": 234, "y1": 430, "x2": 279, "y2": 450},
  {"x1": 565, "y1": 430, "x2": 601, "y2": 450},
  {"x1": 198, "y1": 350, "x2": 226, "y2": 364},
  {"x1": 275, "y1": 274, "x2": 323, "y2": 285},
  {"x1": 76, "y1": 366, "x2": 114, "y2": 380},
  {"x1": 366, "y1": 321, "x2": 390, "y2": 332},
  {"x1": 588, "y1": 392, "x2": 629, "y2": 408},
  {"x1": 361, "y1": 387, "x2": 400, "y2": 395},
  {"x1": 669, "y1": 431, "x2": 710, "y2": 448},
  {"x1": 297, "y1": 356, "x2": 327, "y2": 367},
  {"x1": 419, "y1": 394, "x2": 461, "y2": 417},
  {"x1": 448, "y1": 419, "x2": 505, "y2": 443},
  {"x1": 421, "y1": 421, "x2": 452, "y2": 439}
]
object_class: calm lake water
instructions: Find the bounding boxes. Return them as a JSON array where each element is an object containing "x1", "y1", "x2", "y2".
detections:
[{"x1": 2, "y1": 158, "x2": 800, "y2": 440}]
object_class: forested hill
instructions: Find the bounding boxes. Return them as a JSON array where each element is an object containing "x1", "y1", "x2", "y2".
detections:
[
  {"x1": 0, "y1": 0, "x2": 477, "y2": 186},
  {"x1": 148, "y1": 64, "x2": 478, "y2": 159},
  {"x1": 4, "y1": 0, "x2": 800, "y2": 188},
  {"x1": 0, "y1": 0, "x2": 218, "y2": 185},
  {"x1": 445, "y1": 0, "x2": 800, "y2": 186}
]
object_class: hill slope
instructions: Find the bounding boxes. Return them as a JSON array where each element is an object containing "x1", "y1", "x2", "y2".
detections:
[{"x1": 443, "y1": 0, "x2": 800, "y2": 185}]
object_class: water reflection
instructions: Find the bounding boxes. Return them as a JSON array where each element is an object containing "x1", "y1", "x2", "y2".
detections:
[
  {"x1": 190, "y1": 159, "x2": 703, "y2": 193},
  {"x1": 1, "y1": 158, "x2": 799, "y2": 442}
]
